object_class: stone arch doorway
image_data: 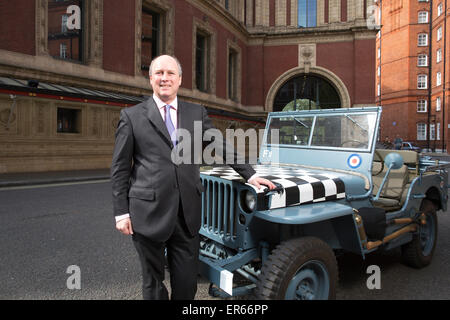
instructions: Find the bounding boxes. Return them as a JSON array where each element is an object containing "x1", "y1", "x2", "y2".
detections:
[
  {"x1": 273, "y1": 74, "x2": 341, "y2": 112},
  {"x1": 266, "y1": 66, "x2": 351, "y2": 112}
]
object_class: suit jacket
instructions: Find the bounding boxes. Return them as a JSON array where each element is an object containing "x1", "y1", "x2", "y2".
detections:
[{"x1": 111, "y1": 98, "x2": 256, "y2": 242}]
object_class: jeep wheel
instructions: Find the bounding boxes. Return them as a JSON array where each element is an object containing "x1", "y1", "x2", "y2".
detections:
[
  {"x1": 255, "y1": 237, "x2": 338, "y2": 300},
  {"x1": 401, "y1": 199, "x2": 438, "y2": 268}
]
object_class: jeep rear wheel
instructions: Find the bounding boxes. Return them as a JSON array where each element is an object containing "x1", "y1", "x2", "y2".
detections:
[
  {"x1": 255, "y1": 237, "x2": 338, "y2": 300},
  {"x1": 401, "y1": 199, "x2": 438, "y2": 268}
]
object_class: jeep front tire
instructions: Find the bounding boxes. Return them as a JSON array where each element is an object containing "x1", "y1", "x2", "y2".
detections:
[{"x1": 255, "y1": 237, "x2": 338, "y2": 300}]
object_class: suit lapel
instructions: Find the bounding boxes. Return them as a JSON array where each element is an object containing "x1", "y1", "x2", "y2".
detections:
[
  {"x1": 144, "y1": 97, "x2": 172, "y2": 146},
  {"x1": 178, "y1": 101, "x2": 189, "y2": 131}
]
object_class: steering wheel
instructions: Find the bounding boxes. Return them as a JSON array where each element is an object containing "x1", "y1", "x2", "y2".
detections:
[{"x1": 372, "y1": 149, "x2": 385, "y2": 176}]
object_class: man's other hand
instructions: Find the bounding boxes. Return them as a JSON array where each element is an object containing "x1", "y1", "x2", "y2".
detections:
[
  {"x1": 116, "y1": 217, "x2": 134, "y2": 235},
  {"x1": 248, "y1": 176, "x2": 276, "y2": 190}
]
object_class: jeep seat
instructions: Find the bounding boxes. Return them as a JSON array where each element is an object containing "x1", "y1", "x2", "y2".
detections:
[{"x1": 371, "y1": 150, "x2": 419, "y2": 209}]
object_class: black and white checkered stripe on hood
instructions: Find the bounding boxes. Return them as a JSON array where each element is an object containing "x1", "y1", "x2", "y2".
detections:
[{"x1": 200, "y1": 165, "x2": 346, "y2": 210}]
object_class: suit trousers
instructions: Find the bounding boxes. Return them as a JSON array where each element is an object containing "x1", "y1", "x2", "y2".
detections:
[{"x1": 131, "y1": 205, "x2": 200, "y2": 300}]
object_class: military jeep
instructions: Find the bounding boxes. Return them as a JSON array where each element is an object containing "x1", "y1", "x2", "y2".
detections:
[{"x1": 198, "y1": 107, "x2": 449, "y2": 300}]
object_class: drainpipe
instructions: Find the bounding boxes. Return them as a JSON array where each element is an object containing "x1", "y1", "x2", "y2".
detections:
[
  {"x1": 443, "y1": 0, "x2": 447, "y2": 152},
  {"x1": 427, "y1": 0, "x2": 433, "y2": 152},
  {"x1": 378, "y1": 0, "x2": 383, "y2": 138}
]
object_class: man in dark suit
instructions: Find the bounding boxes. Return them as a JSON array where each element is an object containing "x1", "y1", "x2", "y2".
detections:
[{"x1": 111, "y1": 55, "x2": 274, "y2": 300}]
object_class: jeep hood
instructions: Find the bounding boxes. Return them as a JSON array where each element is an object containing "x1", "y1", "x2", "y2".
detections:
[{"x1": 200, "y1": 164, "x2": 366, "y2": 210}]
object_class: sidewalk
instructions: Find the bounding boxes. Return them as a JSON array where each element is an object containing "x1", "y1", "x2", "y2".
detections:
[
  {"x1": 0, "y1": 168, "x2": 110, "y2": 188},
  {"x1": 0, "y1": 151, "x2": 448, "y2": 189}
]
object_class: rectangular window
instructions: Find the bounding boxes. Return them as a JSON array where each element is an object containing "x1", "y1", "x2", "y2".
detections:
[
  {"x1": 61, "y1": 14, "x2": 68, "y2": 32},
  {"x1": 418, "y1": 75, "x2": 427, "y2": 89},
  {"x1": 437, "y1": 123, "x2": 441, "y2": 140},
  {"x1": 57, "y1": 108, "x2": 81, "y2": 133},
  {"x1": 418, "y1": 54, "x2": 428, "y2": 66},
  {"x1": 417, "y1": 99, "x2": 427, "y2": 112},
  {"x1": 437, "y1": 27, "x2": 443, "y2": 41},
  {"x1": 298, "y1": 0, "x2": 317, "y2": 28},
  {"x1": 436, "y1": 96, "x2": 441, "y2": 111},
  {"x1": 60, "y1": 43, "x2": 67, "y2": 59},
  {"x1": 438, "y1": 3, "x2": 443, "y2": 16},
  {"x1": 196, "y1": 32, "x2": 210, "y2": 92},
  {"x1": 437, "y1": 48, "x2": 442, "y2": 63},
  {"x1": 437, "y1": 72, "x2": 442, "y2": 86},
  {"x1": 418, "y1": 34, "x2": 428, "y2": 46},
  {"x1": 417, "y1": 123, "x2": 427, "y2": 141},
  {"x1": 430, "y1": 123, "x2": 436, "y2": 140},
  {"x1": 418, "y1": 11, "x2": 428, "y2": 23},
  {"x1": 141, "y1": 8, "x2": 161, "y2": 75},
  {"x1": 228, "y1": 48, "x2": 238, "y2": 101},
  {"x1": 48, "y1": 0, "x2": 83, "y2": 62}
]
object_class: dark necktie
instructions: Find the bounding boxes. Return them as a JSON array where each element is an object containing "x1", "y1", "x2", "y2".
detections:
[{"x1": 164, "y1": 105, "x2": 176, "y2": 146}]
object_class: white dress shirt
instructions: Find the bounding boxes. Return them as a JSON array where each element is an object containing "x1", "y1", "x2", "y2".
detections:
[{"x1": 153, "y1": 94, "x2": 178, "y2": 129}]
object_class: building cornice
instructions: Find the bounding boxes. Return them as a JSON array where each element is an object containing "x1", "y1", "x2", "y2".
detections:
[{"x1": 247, "y1": 27, "x2": 377, "y2": 47}]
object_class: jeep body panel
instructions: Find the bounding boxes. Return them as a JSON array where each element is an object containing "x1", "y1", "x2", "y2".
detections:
[
  {"x1": 198, "y1": 106, "x2": 449, "y2": 299},
  {"x1": 254, "y1": 201, "x2": 354, "y2": 225}
]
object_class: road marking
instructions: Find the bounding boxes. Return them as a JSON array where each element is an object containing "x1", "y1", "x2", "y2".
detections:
[{"x1": 0, "y1": 179, "x2": 110, "y2": 191}]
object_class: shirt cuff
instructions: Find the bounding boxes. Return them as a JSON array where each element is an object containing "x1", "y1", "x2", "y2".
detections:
[
  {"x1": 247, "y1": 173, "x2": 259, "y2": 182},
  {"x1": 115, "y1": 213, "x2": 130, "y2": 223}
]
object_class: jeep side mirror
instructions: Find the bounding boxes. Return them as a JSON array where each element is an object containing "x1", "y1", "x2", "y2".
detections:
[
  {"x1": 384, "y1": 152, "x2": 404, "y2": 170},
  {"x1": 373, "y1": 152, "x2": 404, "y2": 201}
]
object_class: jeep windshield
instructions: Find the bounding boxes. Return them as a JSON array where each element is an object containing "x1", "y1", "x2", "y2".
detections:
[{"x1": 266, "y1": 111, "x2": 378, "y2": 152}]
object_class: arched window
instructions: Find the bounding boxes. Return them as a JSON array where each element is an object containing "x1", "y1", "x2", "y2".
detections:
[{"x1": 273, "y1": 74, "x2": 341, "y2": 112}]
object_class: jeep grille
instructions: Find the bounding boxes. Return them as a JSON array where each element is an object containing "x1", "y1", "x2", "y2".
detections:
[{"x1": 200, "y1": 177, "x2": 238, "y2": 240}]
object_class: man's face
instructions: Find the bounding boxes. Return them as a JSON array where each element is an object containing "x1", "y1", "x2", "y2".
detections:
[{"x1": 150, "y1": 56, "x2": 182, "y2": 104}]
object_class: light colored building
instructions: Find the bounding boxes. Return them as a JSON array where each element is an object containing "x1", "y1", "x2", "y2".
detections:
[{"x1": 0, "y1": 0, "x2": 377, "y2": 173}]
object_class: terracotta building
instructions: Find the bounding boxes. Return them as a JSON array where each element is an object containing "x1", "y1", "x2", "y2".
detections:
[
  {"x1": 0, "y1": 0, "x2": 377, "y2": 173},
  {"x1": 376, "y1": 0, "x2": 448, "y2": 152}
]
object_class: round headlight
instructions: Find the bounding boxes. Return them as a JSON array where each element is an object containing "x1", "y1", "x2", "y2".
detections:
[{"x1": 243, "y1": 190, "x2": 256, "y2": 212}]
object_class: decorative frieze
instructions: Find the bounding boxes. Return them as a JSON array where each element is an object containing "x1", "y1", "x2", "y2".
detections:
[{"x1": 298, "y1": 44, "x2": 317, "y2": 73}]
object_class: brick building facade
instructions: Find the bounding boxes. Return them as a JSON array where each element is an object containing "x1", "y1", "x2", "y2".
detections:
[
  {"x1": 376, "y1": 0, "x2": 449, "y2": 152},
  {"x1": 0, "y1": 0, "x2": 377, "y2": 173}
]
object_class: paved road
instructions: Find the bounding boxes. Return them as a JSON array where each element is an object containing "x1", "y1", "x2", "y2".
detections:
[{"x1": 0, "y1": 181, "x2": 449, "y2": 300}]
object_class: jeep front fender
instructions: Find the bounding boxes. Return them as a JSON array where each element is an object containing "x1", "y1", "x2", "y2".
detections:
[
  {"x1": 254, "y1": 202, "x2": 364, "y2": 257},
  {"x1": 254, "y1": 201, "x2": 355, "y2": 224}
]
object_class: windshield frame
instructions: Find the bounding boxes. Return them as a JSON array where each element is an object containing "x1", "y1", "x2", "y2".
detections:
[{"x1": 264, "y1": 109, "x2": 379, "y2": 153}]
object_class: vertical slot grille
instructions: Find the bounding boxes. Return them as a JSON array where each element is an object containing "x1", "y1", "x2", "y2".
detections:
[{"x1": 201, "y1": 178, "x2": 237, "y2": 239}]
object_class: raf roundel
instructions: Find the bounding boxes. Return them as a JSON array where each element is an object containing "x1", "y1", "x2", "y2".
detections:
[{"x1": 347, "y1": 154, "x2": 362, "y2": 169}]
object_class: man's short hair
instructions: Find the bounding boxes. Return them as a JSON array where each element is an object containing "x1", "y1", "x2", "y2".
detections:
[{"x1": 149, "y1": 55, "x2": 183, "y2": 77}]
